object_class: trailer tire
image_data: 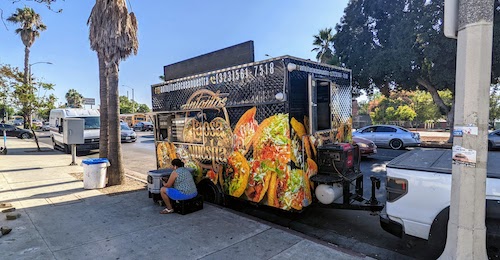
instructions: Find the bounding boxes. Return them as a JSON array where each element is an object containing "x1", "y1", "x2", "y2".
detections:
[
  {"x1": 197, "y1": 178, "x2": 224, "y2": 205},
  {"x1": 389, "y1": 139, "x2": 403, "y2": 150},
  {"x1": 428, "y1": 207, "x2": 449, "y2": 259}
]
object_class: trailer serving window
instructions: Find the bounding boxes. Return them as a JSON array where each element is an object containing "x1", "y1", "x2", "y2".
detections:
[{"x1": 317, "y1": 80, "x2": 332, "y2": 131}]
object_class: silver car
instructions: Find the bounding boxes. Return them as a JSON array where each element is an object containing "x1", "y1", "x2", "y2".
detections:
[
  {"x1": 121, "y1": 123, "x2": 137, "y2": 143},
  {"x1": 353, "y1": 125, "x2": 420, "y2": 150},
  {"x1": 488, "y1": 129, "x2": 500, "y2": 150}
]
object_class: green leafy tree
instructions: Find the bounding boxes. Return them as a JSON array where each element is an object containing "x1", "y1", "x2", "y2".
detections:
[
  {"x1": 1, "y1": 64, "x2": 55, "y2": 150},
  {"x1": 65, "y1": 89, "x2": 83, "y2": 108},
  {"x1": 88, "y1": 0, "x2": 138, "y2": 185},
  {"x1": 136, "y1": 104, "x2": 150, "y2": 113},
  {"x1": 7, "y1": 7, "x2": 47, "y2": 129},
  {"x1": 490, "y1": 85, "x2": 500, "y2": 128}
]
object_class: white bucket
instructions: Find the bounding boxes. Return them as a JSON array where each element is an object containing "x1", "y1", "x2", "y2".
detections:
[{"x1": 82, "y1": 161, "x2": 109, "y2": 189}]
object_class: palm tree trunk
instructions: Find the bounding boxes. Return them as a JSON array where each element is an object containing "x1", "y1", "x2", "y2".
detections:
[
  {"x1": 23, "y1": 46, "x2": 30, "y2": 129},
  {"x1": 107, "y1": 61, "x2": 124, "y2": 185},
  {"x1": 98, "y1": 52, "x2": 109, "y2": 159}
]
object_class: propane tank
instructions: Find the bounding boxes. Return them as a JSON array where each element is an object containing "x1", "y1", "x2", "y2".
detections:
[{"x1": 315, "y1": 184, "x2": 343, "y2": 204}]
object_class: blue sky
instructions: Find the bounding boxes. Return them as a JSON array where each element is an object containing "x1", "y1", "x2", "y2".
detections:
[{"x1": 0, "y1": 0, "x2": 349, "y2": 108}]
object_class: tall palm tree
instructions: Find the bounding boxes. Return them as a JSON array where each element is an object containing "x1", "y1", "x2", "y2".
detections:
[
  {"x1": 312, "y1": 27, "x2": 335, "y2": 64},
  {"x1": 7, "y1": 7, "x2": 46, "y2": 129},
  {"x1": 88, "y1": 0, "x2": 138, "y2": 185},
  {"x1": 65, "y1": 89, "x2": 83, "y2": 108}
]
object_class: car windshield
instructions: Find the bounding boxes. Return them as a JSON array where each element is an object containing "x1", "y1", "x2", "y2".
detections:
[
  {"x1": 121, "y1": 124, "x2": 131, "y2": 130},
  {"x1": 78, "y1": 117, "x2": 100, "y2": 130}
]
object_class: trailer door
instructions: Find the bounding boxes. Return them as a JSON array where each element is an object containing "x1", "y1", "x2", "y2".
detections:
[{"x1": 308, "y1": 75, "x2": 332, "y2": 134}]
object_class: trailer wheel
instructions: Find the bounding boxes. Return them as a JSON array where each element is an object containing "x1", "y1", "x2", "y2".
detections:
[
  {"x1": 428, "y1": 207, "x2": 449, "y2": 259},
  {"x1": 197, "y1": 178, "x2": 224, "y2": 205},
  {"x1": 389, "y1": 139, "x2": 403, "y2": 150}
]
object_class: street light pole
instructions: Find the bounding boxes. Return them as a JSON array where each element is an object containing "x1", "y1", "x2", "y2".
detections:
[
  {"x1": 122, "y1": 85, "x2": 135, "y2": 113},
  {"x1": 28, "y1": 61, "x2": 52, "y2": 127}
]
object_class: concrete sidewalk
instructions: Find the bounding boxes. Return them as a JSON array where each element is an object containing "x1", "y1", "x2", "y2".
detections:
[{"x1": 0, "y1": 138, "x2": 372, "y2": 260}]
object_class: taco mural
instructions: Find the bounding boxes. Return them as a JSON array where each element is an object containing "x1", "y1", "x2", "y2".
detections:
[{"x1": 151, "y1": 56, "x2": 352, "y2": 211}]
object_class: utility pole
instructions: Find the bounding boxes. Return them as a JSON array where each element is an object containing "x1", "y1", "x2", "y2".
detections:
[
  {"x1": 122, "y1": 85, "x2": 135, "y2": 113},
  {"x1": 441, "y1": 0, "x2": 494, "y2": 259}
]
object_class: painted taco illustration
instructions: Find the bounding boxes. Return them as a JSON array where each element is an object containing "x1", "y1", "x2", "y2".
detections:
[
  {"x1": 226, "y1": 151, "x2": 251, "y2": 197},
  {"x1": 233, "y1": 107, "x2": 259, "y2": 155},
  {"x1": 245, "y1": 159, "x2": 273, "y2": 203},
  {"x1": 156, "y1": 142, "x2": 177, "y2": 169}
]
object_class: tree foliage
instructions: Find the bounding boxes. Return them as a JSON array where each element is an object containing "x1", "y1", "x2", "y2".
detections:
[
  {"x1": 491, "y1": 85, "x2": 500, "y2": 126},
  {"x1": 0, "y1": 64, "x2": 55, "y2": 123},
  {"x1": 65, "y1": 88, "x2": 83, "y2": 108},
  {"x1": 311, "y1": 28, "x2": 339, "y2": 65},
  {"x1": 119, "y1": 95, "x2": 150, "y2": 114},
  {"x1": 366, "y1": 90, "x2": 452, "y2": 125}
]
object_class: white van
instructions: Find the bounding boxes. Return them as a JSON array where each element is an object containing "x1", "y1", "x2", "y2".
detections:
[{"x1": 49, "y1": 108, "x2": 100, "y2": 153}]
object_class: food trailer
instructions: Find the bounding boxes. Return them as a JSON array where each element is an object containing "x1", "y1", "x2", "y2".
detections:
[{"x1": 151, "y1": 55, "x2": 382, "y2": 212}]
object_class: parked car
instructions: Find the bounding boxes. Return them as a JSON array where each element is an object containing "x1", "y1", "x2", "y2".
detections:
[
  {"x1": 121, "y1": 123, "x2": 137, "y2": 143},
  {"x1": 488, "y1": 129, "x2": 500, "y2": 150},
  {"x1": 41, "y1": 122, "x2": 51, "y2": 131},
  {"x1": 12, "y1": 119, "x2": 23, "y2": 126},
  {"x1": 353, "y1": 125, "x2": 420, "y2": 150},
  {"x1": 353, "y1": 136, "x2": 377, "y2": 157},
  {"x1": 0, "y1": 123, "x2": 33, "y2": 139},
  {"x1": 133, "y1": 121, "x2": 153, "y2": 131},
  {"x1": 32, "y1": 119, "x2": 43, "y2": 128}
]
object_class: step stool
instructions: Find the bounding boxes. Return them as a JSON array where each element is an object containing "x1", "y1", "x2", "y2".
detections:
[{"x1": 173, "y1": 194, "x2": 203, "y2": 215}]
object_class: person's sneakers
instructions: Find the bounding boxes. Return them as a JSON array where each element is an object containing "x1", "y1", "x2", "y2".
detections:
[{"x1": 160, "y1": 208, "x2": 174, "y2": 214}]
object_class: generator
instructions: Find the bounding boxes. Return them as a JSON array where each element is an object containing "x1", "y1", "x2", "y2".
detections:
[{"x1": 311, "y1": 143, "x2": 381, "y2": 211}]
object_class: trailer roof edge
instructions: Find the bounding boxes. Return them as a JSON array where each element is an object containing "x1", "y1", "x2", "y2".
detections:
[{"x1": 151, "y1": 55, "x2": 351, "y2": 88}]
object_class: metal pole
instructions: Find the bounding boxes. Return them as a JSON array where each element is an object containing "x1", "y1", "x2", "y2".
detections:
[
  {"x1": 70, "y1": 144, "x2": 77, "y2": 166},
  {"x1": 132, "y1": 88, "x2": 135, "y2": 113},
  {"x1": 440, "y1": 0, "x2": 494, "y2": 258}
]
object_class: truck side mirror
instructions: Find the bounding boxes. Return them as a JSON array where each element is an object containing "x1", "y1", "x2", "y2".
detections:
[{"x1": 58, "y1": 125, "x2": 63, "y2": 134}]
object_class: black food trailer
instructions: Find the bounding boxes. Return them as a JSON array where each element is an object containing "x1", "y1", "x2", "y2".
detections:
[{"x1": 150, "y1": 55, "x2": 382, "y2": 212}]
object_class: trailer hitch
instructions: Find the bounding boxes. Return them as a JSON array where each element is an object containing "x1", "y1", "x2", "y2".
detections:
[{"x1": 368, "y1": 176, "x2": 381, "y2": 206}]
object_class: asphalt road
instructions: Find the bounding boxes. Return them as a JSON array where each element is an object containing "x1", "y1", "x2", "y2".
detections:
[{"x1": 35, "y1": 131, "x2": 434, "y2": 259}]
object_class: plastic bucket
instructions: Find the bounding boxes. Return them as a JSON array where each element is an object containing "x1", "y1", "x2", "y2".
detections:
[{"x1": 82, "y1": 158, "x2": 110, "y2": 189}]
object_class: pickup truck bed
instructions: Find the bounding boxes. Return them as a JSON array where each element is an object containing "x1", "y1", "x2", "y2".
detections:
[{"x1": 380, "y1": 148, "x2": 500, "y2": 259}]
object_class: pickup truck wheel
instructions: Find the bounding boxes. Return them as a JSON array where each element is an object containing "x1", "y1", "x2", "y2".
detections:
[
  {"x1": 389, "y1": 139, "x2": 403, "y2": 150},
  {"x1": 428, "y1": 207, "x2": 449, "y2": 259}
]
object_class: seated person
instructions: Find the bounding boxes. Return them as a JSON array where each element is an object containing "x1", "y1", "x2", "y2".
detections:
[{"x1": 160, "y1": 159, "x2": 198, "y2": 214}]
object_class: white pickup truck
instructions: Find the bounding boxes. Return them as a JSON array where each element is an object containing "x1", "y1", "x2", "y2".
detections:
[{"x1": 379, "y1": 149, "x2": 500, "y2": 259}]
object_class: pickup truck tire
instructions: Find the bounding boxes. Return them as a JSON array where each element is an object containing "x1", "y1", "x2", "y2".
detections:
[
  {"x1": 428, "y1": 207, "x2": 449, "y2": 259},
  {"x1": 389, "y1": 139, "x2": 403, "y2": 150}
]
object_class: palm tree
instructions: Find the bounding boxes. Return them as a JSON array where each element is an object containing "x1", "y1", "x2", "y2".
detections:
[
  {"x1": 311, "y1": 27, "x2": 335, "y2": 64},
  {"x1": 88, "y1": 0, "x2": 138, "y2": 185},
  {"x1": 7, "y1": 7, "x2": 46, "y2": 129},
  {"x1": 65, "y1": 89, "x2": 83, "y2": 108}
]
